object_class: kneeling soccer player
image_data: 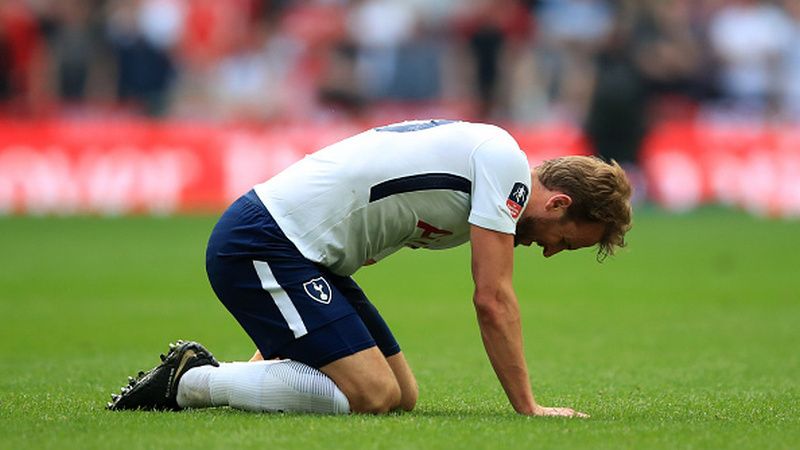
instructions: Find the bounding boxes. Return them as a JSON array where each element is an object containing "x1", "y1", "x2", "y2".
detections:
[{"x1": 108, "y1": 119, "x2": 632, "y2": 416}]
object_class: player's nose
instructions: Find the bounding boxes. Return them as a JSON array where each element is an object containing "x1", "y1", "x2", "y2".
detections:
[{"x1": 542, "y1": 246, "x2": 564, "y2": 258}]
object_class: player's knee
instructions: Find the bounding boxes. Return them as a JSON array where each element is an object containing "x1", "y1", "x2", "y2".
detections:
[
  {"x1": 348, "y1": 378, "x2": 401, "y2": 414},
  {"x1": 399, "y1": 382, "x2": 418, "y2": 412}
]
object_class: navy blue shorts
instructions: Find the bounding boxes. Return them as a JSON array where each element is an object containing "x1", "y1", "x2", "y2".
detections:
[{"x1": 205, "y1": 190, "x2": 401, "y2": 368}]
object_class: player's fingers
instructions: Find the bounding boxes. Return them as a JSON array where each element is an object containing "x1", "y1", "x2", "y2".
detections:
[
  {"x1": 560, "y1": 408, "x2": 576, "y2": 417},
  {"x1": 535, "y1": 406, "x2": 590, "y2": 418},
  {"x1": 546, "y1": 407, "x2": 573, "y2": 417},
  {"x1": 554, "y1": 407, "x2": 590, "y2": 418}
]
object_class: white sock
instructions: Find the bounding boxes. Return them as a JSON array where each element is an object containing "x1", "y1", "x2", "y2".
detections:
[{"x1": 176, "y1": 360, "x2": 350, "y2": 414}]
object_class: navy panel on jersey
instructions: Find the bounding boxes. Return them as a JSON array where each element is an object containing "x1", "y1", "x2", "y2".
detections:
[
  {"x1": 205, "y1": 190, "x2": 400, "y2": 368},
  {"x1": 369, "y1": 173, "x2": 471, "y2": 202},
  {"x1": 374, "y1": 119, "x2": 458, "y2": 133}
]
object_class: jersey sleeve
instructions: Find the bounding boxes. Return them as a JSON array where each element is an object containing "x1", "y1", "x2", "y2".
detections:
[{"x1": 468, "y1": 132, "x2": 532, "y2": 234}]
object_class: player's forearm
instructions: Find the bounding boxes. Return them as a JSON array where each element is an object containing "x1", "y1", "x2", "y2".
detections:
[{"x1": 474, "y1": 293, "x2": 537, "y2": 414}]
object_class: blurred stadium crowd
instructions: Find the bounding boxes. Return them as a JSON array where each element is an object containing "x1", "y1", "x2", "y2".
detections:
[{"x1": 2, "y1": 0, "x2": 800, "y2": 134}]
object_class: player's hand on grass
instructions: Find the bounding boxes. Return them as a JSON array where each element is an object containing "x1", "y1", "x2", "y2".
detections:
[{"x1": 532, "y1": 405, "x2": 589, "y2": 418}]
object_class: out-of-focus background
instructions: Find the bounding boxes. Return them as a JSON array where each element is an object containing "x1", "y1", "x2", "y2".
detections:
[
  {"x1": 0, "y1": 0, "x2": 798, "y2": 216},
  {"x1": 2, "y1": 2, "x2": 799, "y2": 448}
]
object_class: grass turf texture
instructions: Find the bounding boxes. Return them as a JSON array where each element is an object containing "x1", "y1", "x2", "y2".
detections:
[{"x1": 0, "y1": 208, "x2": 798, "y2": 449}]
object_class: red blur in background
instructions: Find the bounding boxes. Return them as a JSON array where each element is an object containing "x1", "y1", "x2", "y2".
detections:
[{"x1": 0, "y1": 119, "x2": 798, "y2": 217}]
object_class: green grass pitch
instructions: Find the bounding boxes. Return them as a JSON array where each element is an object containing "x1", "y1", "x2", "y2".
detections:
[{"x1": 1, "y1": 208, "x2": 798, "y2": 449}]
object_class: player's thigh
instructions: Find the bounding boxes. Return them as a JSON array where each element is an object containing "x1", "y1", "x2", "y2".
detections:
[
  {"x1": 386, "y1": 351, "x2": 418, "y2": 411},
  {"x1": 320, "y1": 346, "x2": 401, "y2": 414}
]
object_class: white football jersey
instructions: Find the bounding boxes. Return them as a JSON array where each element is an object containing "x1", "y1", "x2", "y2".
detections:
[{"x1": 254, "y1": 120, "x2": 531, "y2": 276}]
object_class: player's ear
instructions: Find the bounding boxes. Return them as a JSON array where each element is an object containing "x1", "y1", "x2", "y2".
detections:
[{"x1": 544, "y1": 194, "x2": 572, "y2": 212}]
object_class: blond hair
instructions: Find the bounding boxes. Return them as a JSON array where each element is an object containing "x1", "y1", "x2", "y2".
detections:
[{"x1": 536, "y1": 156, "x2": 632, "y2": 260}]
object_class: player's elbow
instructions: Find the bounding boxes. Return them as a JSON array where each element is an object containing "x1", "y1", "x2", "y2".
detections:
[
  {"x1": 473, "y1": 288, "x2": 517, "y2": 326},
  {"x1": 473, "y1": 292, "x2": 503, "y2": 325}
]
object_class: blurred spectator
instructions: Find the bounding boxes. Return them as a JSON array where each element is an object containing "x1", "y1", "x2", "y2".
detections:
[
  {"x1": 453, "y1": 0, "x2": 533, "y2": 120},
  {"x1": 584, "y1": 1, "x2": 647, "y2": 167},
  {"x1": 277, "y1": 1, "x2": 349, "y2": 120},
  {"x1": 0, "y1": 18, "x2": 13, "y2": 100},
  {"x1": 586, "y1": 0, "x2": 707, "y2": 166},
  {"x1": 209, "y1": 18, "x2": 301, "y2": 121},
  {"x1": 629, "y1": 0, "x2": 706, "y2": 117},
  {"x1": 0, "y1": 0, "x2": 45, "y2": 114},
  {"x1": 535, "y1": 0, "x2": 613, "y2": 122},
  {"x1": 708, "y1": 0, "x2": 793, "y2": 117},
  {"x1": 317, "y1": 38, "x2": 364, "y2": 116},
  {"x1": 47, "y1": 1, "x2": 94, "y2": 101},
  {"x1": 346, "y1": 0, "x2": 427, "y2": 100},
  {"x1": 106, "y1": 0, "x2": 182, "y2": 116},
  {"x1": 584, "y1": 0, "x2": 707, "y2": 204},
  {"x1": 39, "y1": 0, "x2": 113, "y2": 106},
  {"x1": 779, "y1": 0, "x2": 800, "y2": 120}
]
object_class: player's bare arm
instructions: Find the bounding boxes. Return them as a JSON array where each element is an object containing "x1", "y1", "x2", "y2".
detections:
[{"x1": 470, "y1": 224, "x2": 587, "y2": 418}]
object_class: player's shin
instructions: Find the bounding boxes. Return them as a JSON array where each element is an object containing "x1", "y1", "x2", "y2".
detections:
[{"x1": 176, "y1": 360, "x2": 350, "y2": 414}]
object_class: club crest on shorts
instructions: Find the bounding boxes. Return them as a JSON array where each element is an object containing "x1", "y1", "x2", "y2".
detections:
[
  {"x1": 303, "y1": 277, "x2": 332, "y2": 304},
  {"x1": 506, "y1": 182, "x2": 529, "y2": 219}
]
